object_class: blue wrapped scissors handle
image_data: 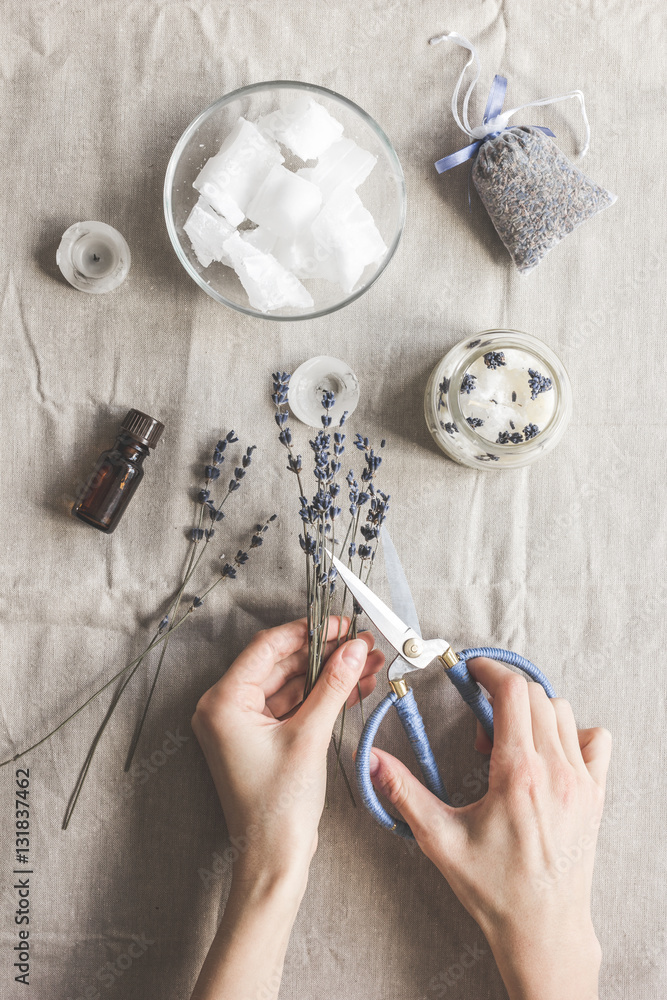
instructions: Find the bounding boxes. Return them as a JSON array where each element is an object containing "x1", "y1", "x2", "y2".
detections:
[{"x1": 355, "y1": 647, "x2": 556, "y2": 839}]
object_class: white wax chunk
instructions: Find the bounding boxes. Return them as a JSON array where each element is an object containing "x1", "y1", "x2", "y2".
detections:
[
  {"x1": 311, "y1": 184, "x2": 387, "y2": 292},
  {"x1": 241, "y1": 227, "x2": 277, "y2": 253},
  {"x1": 460, "y1": 350, "x2": 556, "y2": 444},
  {"x1": 246, "y1": 164, "x2": 323, "y2": 238},
  {"x1": 184, "y1": 197, "x2": 236, "y2": 267},
  {"x1": 222, "y1": 232, "x2": 314, "y2": 312},
  {"x1": 273, "y1": 231, "x2": 318, "y2": 278},
  {"x1": 298, "y1": 138, "x2": 377, "y2": 199},
  {"x1": 258, "y1": 96, "x2": 344, "y2": 161},
  {"x1": 193, "y1": 118, "x2": 284, "y2": 226}
]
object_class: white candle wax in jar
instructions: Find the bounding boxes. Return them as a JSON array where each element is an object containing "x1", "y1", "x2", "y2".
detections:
[
  {"x1": 459, "y1": 349, "x2": 557, "y2": 444},
  {"x1": 424, "y1": 330, "x2": 572, "y2": 470},
  {"x1": 56, "y1": 221, "x2": 131, "y2": 293}
]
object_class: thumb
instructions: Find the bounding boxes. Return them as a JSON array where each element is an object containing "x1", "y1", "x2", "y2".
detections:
[
  {"x1": 368, "y1": 747, "x2": 461, "y2": 853},
  {"x1": 298, "y1": 638, "x2": 369, "y2": 736}
]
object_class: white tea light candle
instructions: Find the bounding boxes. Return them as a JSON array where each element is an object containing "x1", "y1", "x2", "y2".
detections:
[
  {"x1": 425, "y1": 330, "x2": 572, "y2": 469},
  {"x1": 56, "y1": 221, "x2": 131, "y2": 293}
]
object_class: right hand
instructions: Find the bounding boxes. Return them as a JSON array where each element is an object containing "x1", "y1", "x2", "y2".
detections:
[{"x1": 367, "y1": 658, "x2": 612, "y2": 1000}]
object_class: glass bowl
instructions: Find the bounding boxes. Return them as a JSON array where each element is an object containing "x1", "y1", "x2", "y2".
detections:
[
  {"x1": 164, "y1": 81, "x2": 406, "y2": 321},
  {"x1": 424, "y1": 330, "x2": 573, "y2": 470}
]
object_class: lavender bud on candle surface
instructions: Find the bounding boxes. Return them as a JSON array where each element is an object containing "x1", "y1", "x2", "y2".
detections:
[{"x1": 483, "y1": 351, "x2": 506, "y2": 369}]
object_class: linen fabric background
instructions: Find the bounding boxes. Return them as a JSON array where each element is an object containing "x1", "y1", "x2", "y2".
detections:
[{"x1": 1, "y1": 1, "x2": 665, "y2": 998}]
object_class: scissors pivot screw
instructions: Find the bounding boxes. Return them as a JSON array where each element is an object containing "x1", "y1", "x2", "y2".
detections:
[{"x1": 402, "y1": 637, "x2": 423, "y2": 658}]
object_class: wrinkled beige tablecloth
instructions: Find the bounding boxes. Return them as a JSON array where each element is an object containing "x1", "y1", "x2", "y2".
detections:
[{"x1": 1, "y1": 1, "x2": 665, "y2": 998}]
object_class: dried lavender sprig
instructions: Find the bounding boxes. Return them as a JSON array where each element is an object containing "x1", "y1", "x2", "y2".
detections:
[
  {"x1": 0, "y1": 609, "x2": 194, "y2": 773},
  {"x1": 66, "y1": 443, "x2": 259, "y2": 828},
  {"x1": 123, "y1": 437, "x2": 255, "y2": 773},
  {"x1": 3, "y1": 433, "x2": 245, "y2": 799},
  {"x1": 270, "y1": 373, "x2": 386, "y2": 800},
  {"x1": 304, "y1": 404, "x2": 345, "y2": 695},
  {"x1": 63, "y1": 514, "x2": 277, "y2": 830},
  {"x1": 272, "y1": 372, "x2": 314, "y2": 655},
  {"x1": 335, "y1": 440, "x2": 388, "y2": 762}
]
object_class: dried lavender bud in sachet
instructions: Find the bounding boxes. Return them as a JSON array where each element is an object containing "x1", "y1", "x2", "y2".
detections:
[
  {"x1": 472, "y1": 126, "x2": 615, "y2": 274},
  {"x1": 431, "y1": 31, "x2": 616, "y2": 273}
]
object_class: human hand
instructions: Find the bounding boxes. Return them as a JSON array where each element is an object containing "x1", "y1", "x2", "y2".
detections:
[
  {"x1": 189, "y1": 617, "x2": 384, "y2": 1000},
  {"x1": 192, "y1": 617, "x2": 384, "y2": 893},
  {"x1": 367, "y1": 658, "x2": 612, "y2": 1000}
]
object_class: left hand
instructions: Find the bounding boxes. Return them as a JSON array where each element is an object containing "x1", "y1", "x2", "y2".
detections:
[{"x1": 192, "y1": 617, "x2": 384, "y2": 893}]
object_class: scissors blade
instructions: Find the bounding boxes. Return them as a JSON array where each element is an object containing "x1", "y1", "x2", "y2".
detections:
[
  {"x1": 381, "y1": 526, "x2": 422, "y2": 638},
  {"x1": 329, "y1": 549, "x2": 450, "y2": 677},
  {"x1": 330, "y1": 551, "x2": 426, "y2": 666}
]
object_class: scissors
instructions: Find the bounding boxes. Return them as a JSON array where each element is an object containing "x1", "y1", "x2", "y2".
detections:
[{"x1": 330, "y1": 546, "x2": 556, "y2": 839}]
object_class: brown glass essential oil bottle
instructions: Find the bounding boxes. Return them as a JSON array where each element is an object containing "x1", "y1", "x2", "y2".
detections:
[{"x1": 73, "y1": 409, "x2": 164, "y2": 533}]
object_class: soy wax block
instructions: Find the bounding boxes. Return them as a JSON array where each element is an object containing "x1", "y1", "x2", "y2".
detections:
[
  {"x1": 246, "y1": 165, "x2": 322, "y2": 238},
  {"x1": 298, "y1": 138, "x2": 377, "y2": 199},
  {"x1": 258, "y1": 96, "x2": 344, "y2": 161},
  {"x1": 194, "y1": 118, "x2": 283, "y2": 226},
  {"x1": 311, "y1": 185, "x2": 387, "y2": 292},
  {"x1": 183, "y1": 197, "x2": 235, "y2": 268},
  {"x1": 273, "y1": 231, "x2": 318, "y2": 279},
  {"x1": 240, "y1": 227, "x2": 277, "y2": 254},
  {"x1": 222, "y1": 232, "x2": 314, "y2": 313}
]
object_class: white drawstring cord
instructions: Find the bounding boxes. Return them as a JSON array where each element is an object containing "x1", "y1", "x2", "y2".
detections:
[{"x1": 429, "y1": 31, "x2": 591, "y2": 158}]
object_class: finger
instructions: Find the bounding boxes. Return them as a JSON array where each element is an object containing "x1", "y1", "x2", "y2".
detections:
[
  {"x1": 261, "y1": 630, "x2": 354, "y2": 698},
  {"x1": 226, "y1": 616, "x2": 350, "y2": 689},
  {"x1": 345, "y1": 671, "x2": 379, "y2": 708},
  {"x1": 527, "y1": 682, "x2": 564, "y2": 757},
  {"x1": 578, "y1": 727, "x2": 612, "y2": 789},
  {"x1": 368, "y1": 748, "x2": 463, "y2": 857},
  {"x1": 297, "y1": 638, "x2": 369, "y2": 735},
  {"x1": 474, "y1": 718, "x2": 493, "y2": 754},
  {"x1": 475, "y1": 695, "x2": 494, "y2": 753},
  {"x1": 276, "y1": 670, "x2": 382, "y2": 721},
  {"x1": 266, "y1": 647, "x2": 384, "y2": 719},
  {"x1": 551, "y1": 698, "x2": 588, "y2": 770},
  {"x1": 467, "y1": 658, "x2": 534, "y2": 753}
]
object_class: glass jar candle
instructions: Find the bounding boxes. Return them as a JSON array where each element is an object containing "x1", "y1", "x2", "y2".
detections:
[{"x1": 424, "y1": 330, "x2": 572, "y2": 470}]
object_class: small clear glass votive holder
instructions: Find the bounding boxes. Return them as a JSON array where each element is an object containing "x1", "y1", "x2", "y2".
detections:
[{"x1": 424, "y1": 330, "x2": 572, "y2": 470}]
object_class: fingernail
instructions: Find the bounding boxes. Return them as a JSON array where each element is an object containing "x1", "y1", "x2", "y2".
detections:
[
  {"x1": 369, "y1": 751, "x2": 380, "y2": 776},
  {"x1": 341, "y1": 638, "x2": 366, "y2": 666}
]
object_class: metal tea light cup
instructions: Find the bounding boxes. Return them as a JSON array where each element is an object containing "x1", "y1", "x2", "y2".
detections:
[{"x1": 424, "y1": 330, "x2": 572, "y2": 470}]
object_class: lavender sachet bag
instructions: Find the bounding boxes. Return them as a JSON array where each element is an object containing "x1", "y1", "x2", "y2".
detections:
[{"x1": 431, "y1": 32, "x2": 616, "y2": 273}]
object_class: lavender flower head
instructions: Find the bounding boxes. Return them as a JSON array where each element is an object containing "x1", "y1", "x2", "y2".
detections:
[
  {"x1": 527, "y1": 368, "x2": 553, "y2": 400},
  {"x1": 484, "y1": 351, "x2": 506, "y2": 370}
]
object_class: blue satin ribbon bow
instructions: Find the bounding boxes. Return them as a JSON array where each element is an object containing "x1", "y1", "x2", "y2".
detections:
[{"x1": 435, "y1": 74, "x2": 555, "y2": 174}]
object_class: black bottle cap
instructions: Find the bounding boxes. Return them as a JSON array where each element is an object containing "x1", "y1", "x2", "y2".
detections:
[{"x1": 120, "y1": 409, "x2": 164, "y2": 449}]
